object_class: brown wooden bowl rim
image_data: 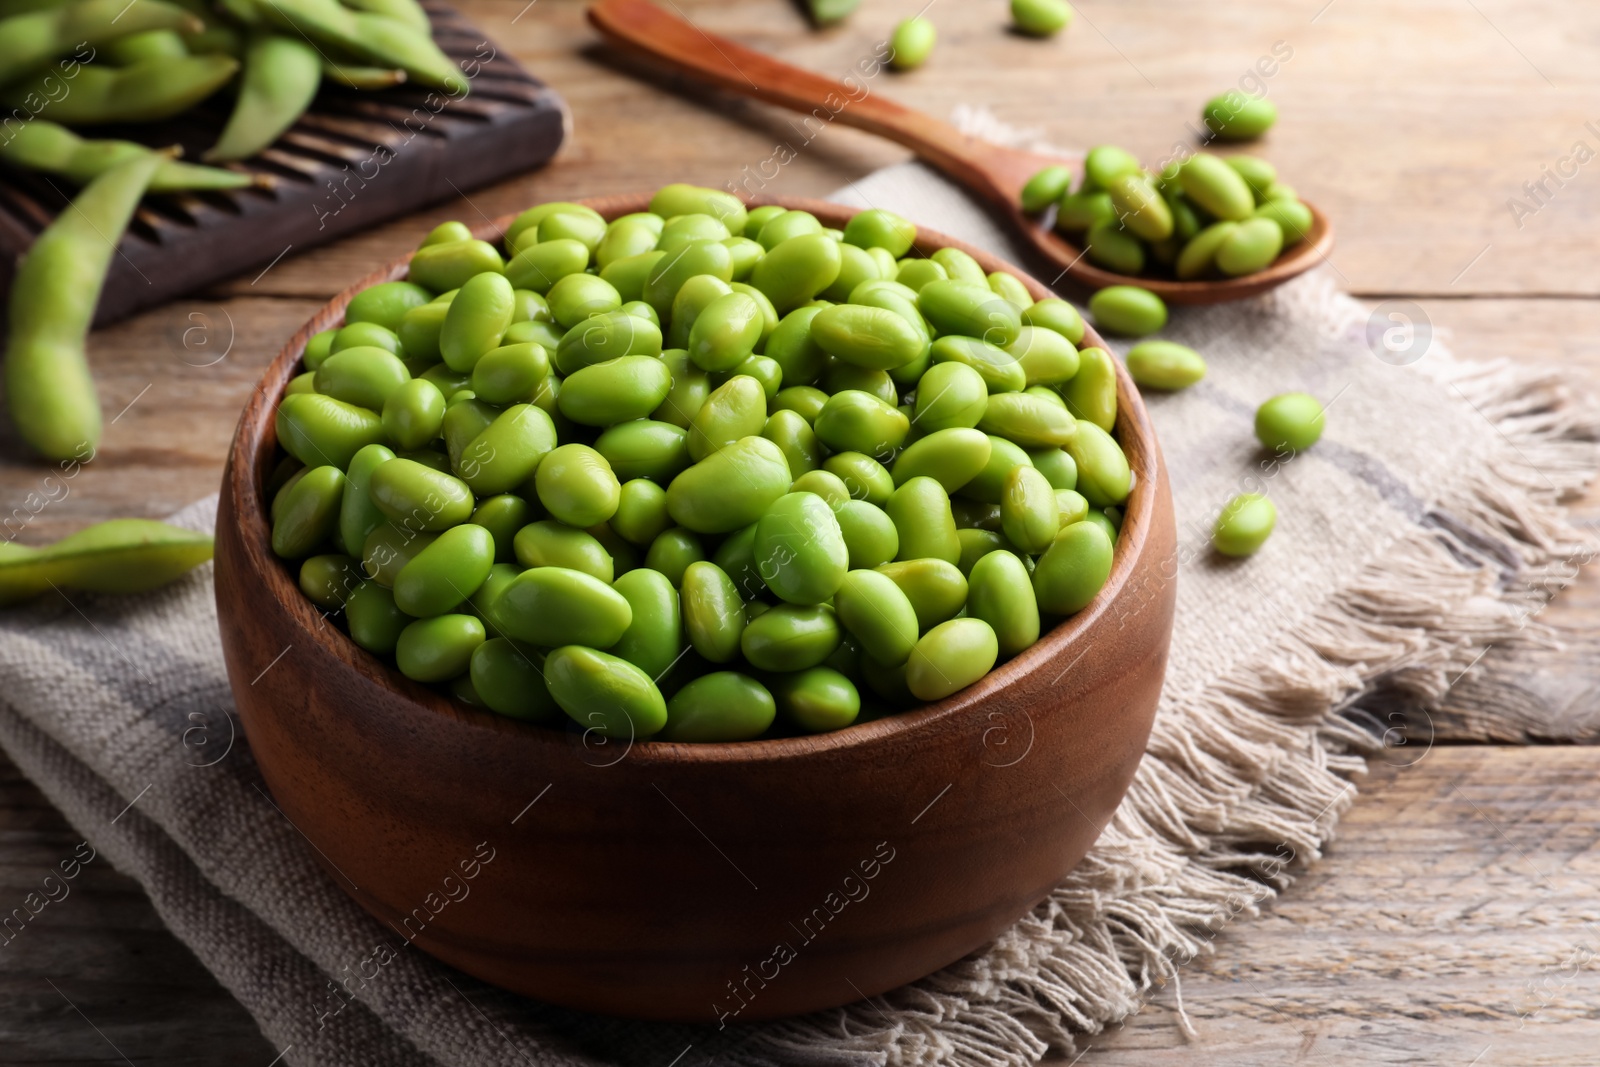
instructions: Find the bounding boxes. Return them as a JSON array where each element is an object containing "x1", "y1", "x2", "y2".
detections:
[
  {"x1": 1012, "y1": 199, "x2": 1336, "y2": 306},
  {"x1": 224, "y1": 193, "x2": 1169, "y2": 767}
]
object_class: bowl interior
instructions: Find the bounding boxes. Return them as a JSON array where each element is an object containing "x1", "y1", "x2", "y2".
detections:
[{"x1": 229, "y1": 194, "x2": 1168, "y2": 765}]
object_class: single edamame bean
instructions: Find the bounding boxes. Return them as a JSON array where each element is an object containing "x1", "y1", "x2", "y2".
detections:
[
  {"x1": 1106, "y1": 172, "x2": 1173, "y2": 241},
  {"x1": 680, "y1": 560, "x2": 745, "y2": 663},
  {"x1": 790, "y1": 469, "x2": 851, "y2": 508},
  {"x1": 457, "y1": 404, "x2": 559, "y2": 495},
  {"x1": 770, "y1": 667, "x2": 860, "y2": 732},
  {"x1": 750, "y1": 233, "x2": 842, "y2": 313},
  {"x1": 1022, "y1": 298, "x2": 1086, "y2": 345},
  {"x1": 959, "y1": 435, "x2": 1033, "y2": 504},
  {"x1": 1176, "y1": 220, "x2": 1239, "y2": 280},
  {"x1": 844, "y1": 209, "x2": 917, "y2": 258},
  {"x1": 906, "y1": 618, "x2": 997, "y2": 701},
  {"x1": 811, "y1": 303, "x2": 928, "y2": 371},
  {"x1": 919, "y1": 279, "x2": 1022, "y2": 346},
  {"x1": 875, "y1": 558, "x2": 967, "y2": 631},
  {"x1": 644, "y1": 526, "x2": 705, "y2": 587},
  {"x1": 1255, "y1": 392, "x2": 1325, "y2": 452},
  {"x1": 395, "y1": 614, "x2": 484, "y2": 683},
  {"x1": 755, "y1": 492, "x2": 849, "y2": 605},
  {"x1": 1006, "y1": 326, "x2": 1080, "y2": 387},
  {"x1": 535, "y1": 443, "x2": 621, "y2": 527},
  {"x1": 689, "y1": 375, "x2": 768, "y2": 462},
  {"x1": 667, "y1": 274, "x2": 735, "y2": 348},
  {"x1": 1083, "y1": 220, "x2": 1145, "y2": 275},
  {"x1": 649, "y1": 183, "x2": 749, "y2": 236},
  {"x1": 489, "y1": 567, "x2": 633, "y2": 648},
  {"x1": 1215, "y1": 216, "x2": 1284, "y2": 277},
  {"x1": 1020, "y1": 165, "x2": 1073, "y2": 213},
  {"x1": 956, "y1": 528, "x2": 1007, "y2": 575},
  {"x1": 1181, "y1": 153, "x2": 1256, "y2": 221},
  {"x1": 314, "y1": 346, "x2": 411, "y2": 411},
  {"x1": 275, "y1": 392, "x2": 385, "y2": 471},
  {"x1": 333, "y1": 323, "x2": 404, "y2": 362},
  {"x1": 1065, "y1": 420, "x2": 1131, "y2": 507},
  {"x1": 1011, "y1": 0, "x2": 1072, "y2": 36},
  {"x1": 1056, "y1": 489, "x2": 1090, "y2": 526},
  {"x1": 505, "y1": 238, "x2": 590, "y2": 295},
  {"x1": 912, "y1": 360, "x2": 988, "y2": 431},
  {"x1": 659, "y1": 672, "x2": 774, "y2": 742},
  {"x1": 886, "y1": 476, "x2": 961, "y2": 564},
  {"x1": 611, "y1": 568, "x2": 683, "y2": 681},
  {"x1": 1062, "y1": 345, "x2": 1117, "y2": 430},
  {"x1": 369, "y1": 457, "x2": 474, "y2": 532},
  {"x1": 833, "y1": 568, "x2": 919, "y2": 666},
  {"x1": 600, "y1": 250, "x2": 667, "y2": 304},
  {"x1": 822, "y1": 363, "x2": 897, "y2": 406},
  {"x1": 555, "y1": 310, "x2": 664, "y2": 375},
  {"x1": 681, "y1": 290, "x2": 762, "y2": 372},
  {"x1": 756, "y1": 209, "x2": 823, "y2": 251},
  {"x1": 1055, "y1": 191, "x2": 1115, "y2": 233},
  {"x1": 360, "y1": 524, "x2": 435, "y2": 588},
  {"x1": 814, "y1": 389, "x2": 909, "y2": 458},
  {"x1": 303, "y1": 329, "x2": 337, "y2": 371},
  {"x1": 762, "y1": 408, "x2": 823, "y2": 477},
  {"x1": 469, "y1": 342, "x2": 549, "y2": 405},
  {"x1": 1029, "y1": 447, "x2": 1077, "y2": 491},
  {"x1": 597, "y1": 214, "x2": 665, "y2": 271},
  {"x1": 470, "y1": 495, "x2": 530, "y2": 562},
  {"x1": 890, "y1": 427, "x2": 991, "y2": 493},
  {"x1": 1083, "y1": 145, "x2": 1140, "y2": 189},
  {"x1": 546, "y1": 272, "x2": 622, "y2": 330},
  {"x1": 929, "y1": 335, "x2": 1027, "y2": 394},
  {"x1": 345, "y1": 580, "x2": 409, "y2": 654},
  {"x1": 594, "y1": 419, "x2": 690, "y2": 483},
  {"x1": 611, "y1": 479, "x2": 672, "y2": 546},
  {"x1": 978, "y1": 392, "x2": 1078, "y2": 448},
  {"x1": 834, "y1": 499, "x2": 899, "y2": 569},
  {"x1": 774, "y1": 384, "x2": 830, "y2": 423},
  {"x1": 825, "y1": 452, "x2": 895, "y2": 506},
  {"x1": 821, "y1": 242, "x2": 883, "y2": 303},
  {"x1": 724, "y1": 237, "x2": 766, "y2": 282},
  {"x1": 394, "y1": 523, "x2": 493, "y2": 617},
  {"x1": 889, "y1": 16, "x2": 936, "y2": 70},
  {"x1": 988, "y1": 271, "x2": 1034, "y2": 311},
  {"x1": 439, "y1": 271, "x2": 515, "y2": 373},
  {"x1": 470, "y1": 639, "x2": 561, "y2": 723},
  {"x1": 381, "y1": 378, "x2": 446, "y2": 450},
  {"x1": 1001, "y1": 465, "x2": 1060, "y2": 554},
  {"x1": 337, "y1": 442, "x2": 396, "y2": 557},
  {"x1": 1033, "y1": 520, "x2": 1113, "y2": 614},
  {"x1": 1254, "y1": 199, "x2": 1314, "y2": 245},
  {"x1": 740, "y1": 603, "x2": 842, "y2": 672},
  {"x1": 559, "y1": 356, "x2": 674, "y2": 427},
  {"x1": 272, "y1": 464, "x2": 345, "y2": 560},
  {"x1": 1127, "y1": 341, "x2": 1206, "y2": 390},
  {"x1": 895, "y1": 257, "x2": 948, "y2": 292},
  {"x1": 1213, "y1": 493, "x2": 1276, "y2": 556},
  {"x1": 514, "y1": 521, "x2": 614, "y2": 582},
  {"x1": 1203, "y1": 93, "x2": 1277, "y2": 142},
  {"x1": 409, "y1": 239, "x2": 504, "y2": 293},
  {"x1": 643, "y1": 240, "x2": 734, "y2": 316},
  {"x1": 345, "y1": 280, "x2": 430, "y2": 332},
  {"x1": 1088, "y1": 285, "x2": 1167, "y2": 337},
  {"x1": 657, "y1": 212, "x2": 731, "y2": 254},
  {"x1": 544, "y1": 645, "x2": 667, "y2": 739}
]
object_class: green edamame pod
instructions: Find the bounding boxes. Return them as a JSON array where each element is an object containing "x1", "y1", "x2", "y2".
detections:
[
  {"x1": 321, "y1": 58, "x2": 407, "y2": 89},
  {"x1": 205, "y1": 32, "x2": 320, "y2": 162},
  {"x1": 0, "y1": 0, "x2": 200, "y2": 86},
  {"x1": 2, "y1": 55, "x2": 240, "y2": 124},
  {"x1": 6, "y1": 152, "x2": 163, "y2": 461},
  {"x1": 248, "y1": 0, "x2": 466, "y2": 93},
  {"x1": 661, "y1": 672, "x2": 775, "y2": 742},
  {"x1": 545, "y1": 645, "x2": 667, "y2": 739},
  {"x1": 0, "y1": 120, "x2": 256, "y2": 194},
  {"x1": 0, "y1": 519, "x2": 213, "y2": 605}
]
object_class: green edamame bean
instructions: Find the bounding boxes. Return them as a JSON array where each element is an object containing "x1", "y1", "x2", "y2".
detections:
[
  {"x1": 886, "y1": 476, "x2": 960, "y2": 564},
  {"x1": 271, "y1": 465, "x2": 345, "y2": 559},
  {"x1": 955, "y1": 528, "x2": 1007, "y2": 575},
  {"x1": 978, "y1": 392, "x2": 1078, "y2": 447},
  {"x1": 468, "y1": 561, "x2": 521, "y2": 628},
  {"x1": 757, "y1": 305, "x2": 823, "y2": 387},
  {"x1": 470, "y1": 639, "x2": 561, "y2": 723},
  {"x1": 810, "y1": 303, "x2": 928, "y2": 371},
  {"x1": 771, "y1": 387, "x2": 826, "y2": 426},
  {"x1": 906, "y1": 618, "x2": 997, "y2": 701},
  {"x1": 559, "y1": 356, "x2": 674, "y2": 427},
  {"x1": 620, "y1": 300, "x2": 662, "y2": 326},
  {"x1": 396, "y1": 300, "x2": 449, "y2": 364},
  {"x1": 910, "y1": 361, "x2": 987, "y2": 433},
  {"x1": 315, "y1": 346, "x2": 411, "y2": 411},
  {"x1": 751, "y1": 233, "x2": 842, "y2": 313},
  {"x1": 555, "y1": 309, "x2": 663, "y2": 374},
  {"x1": 345, "y1": 580, "x2": 409, "y2": 654},
  {"x1": 1061, "y1": 345, "x2": 1117, "y2": 430},
  {"x1": 332, "y1": 322, "x2": 404, "y2": 363},
  {"x1": 1020, "y1": 165, "x2": 1073, "y2": 213},
  {"x1": 958, "y1": 435, "x2": 1032, "y2": 504},
  {"x1": 644, "y1": 526, "x2": 705, "y2": 586},
  {"x1": 395, "y1": 613, "x2": 483, "y2": 682},
  {"x1": 668, "y1": 275, "x2": 736, "y2": 349},
  {"x1": 1254, "y1": 199, "x2": 1313, "y2": 245},
  {"x1": 754, "y1": 492, "x2": 849, "y2": 605},
  {"x1": 1262, "y1": 181, "x2": 1298, "y2": 203},
  {"x1": 987, "y1": 271, "x2": 1034, "y2": 311},
  {"x1": 1203, "y1": 93, "x2": 1277, "y2": 142},
  {"x1": 1169, "y1": 197, "x2": 1203, "y2": 243},
  {"x1": 667, "y1": 436, "x2": 792, "y2": 534},
  {"x1": 821, "y1": 242, "x2": 883, "y2": 303},
  {"x1": 679, "y1": 561, "x2": 744, "y2": 663},
  {"x1": 600, "y1": 250, "x2": 667, "y2": 303},
  {"x1": 1055, "y1": 489, "x2": 1090, "y2": 526},
  {"x1": 1215, "y1": 216, "x2": 1284, "y2": 276},
  {"x1": 504, "y1": 238, "x2": 589, "y2": 294},
  {"x1": 488, "y1": 566, "x2": 633, "y2": 648},
  {"x1": 468, "y1": 343, "x2": 549, "y2": 405},
  {"x1": 660, "y1": 671, "x2": 774, "y2": 742},
  {"x1": 1127, "y1": 341, "x2": 1206, "y2": 390},
  {"x1": 538, "y1": 210, "x2": 607, "y2": 254},
  {"x1": 755, "y1": 210, "x2": 823, "y2": 251},
  {"x1": 1064, "y1": 420, "x2": 1130, "y2": 507},
  {"x1": 952, "y1": 498, "x2": 1002, "y2": 531},
  {"x1": 1011, "y1": 0, "x2": 1071, "y2": 35},
  {"x1": 1083, "y1": 220, "x2": 1145, "y2": 275},
  {"x1": 643, "y1": 350, "x2": 705, "y2": 431},
  {"x1": 513, "y1": 520, "x2": 613, "y2": 582},
  {"x1": 687, "y1": 375, "x2": 767, "y2": 462},
  {"x1": 469, "y1": 494, "x2": 530, "y2": 562},
  {"x1": 687, "y1": 291, "x2": 764, "y2": 372},
  {"x1": 303, "y1": 329, "x2": 337, "y2": 371},
  {"x1": 368, "y1": 457, "x2": 474, "y2": 532},
  {"x1": 546, "y1": 273, "x2": 622, "y2": 330},
  {"x1": 769, "y1": 667, "x2": 859, "y2": 732},
  {"x1": 890, "y1": 427, "x2": 992, "y2": 493},
  {"x1": 360, "y1": 523, "x2": 434, "y2": 588},
  {"x1": 1055, "y1": 191, "x2": 1115, "y2": 233},
  {"x1": 1105, "y1": 171, "x2": 1173, "y2": 242},
  {"x1": 393, "y1": 523, "x2": 493, "y2": 617},
  {"x1": 822, "y1": 363, "x2": 898, "y2": 406},
  {"x1": 1225, "y1": 155, "x2": 1277, "y2": 196},
  {"x1": 535, "y1": 444, "x2": 620, "y2": 527},
  {"x1": 441, "y1": 396, "x2": 495, "y2": 471},
  {"x1": 649, "y1": 183, "x2": 748, "y2": 236},
  {"x1": 644, "y1": 240, "x2": 734, "y2": 316},
  {"x1": 545, "y1": 644, "x2": 667, "y2": 739},
  {"x1": 918, "y1": 279, "x2": 1022, "y2": 346},
  {"x1": 1083, "y1": 145, "x2": 1139, "y2": 190},
  {"x1": 1255, "y1": 392, "x2": 1325, "y2": 452},
  {"x1": 1028, "y1": 447, "x2": 1077, "y2": 491},
  {"x1": 1181, "y1": 153, "x2": 1256, "y2": 221},
  {"x1": 740, "y1": 603, "x2": 841, "y2": 671},
  {"x1": 889, "y1": 16, "x2": 935, "y2": 70},
  {"x1": 594, "y1": 420, "x2": 690, "y2": 484},
  {"x1": 345, "y1": 280, "x2": 431, "y2": 332},
  {"x1": 440, "y1": 271, "x2": 514, "y2": 372},
  {"x1": 833, "y1": 568, "x2": 920, "y2": 667},
  {"x1": 875, "y1": 558, "x2": 967, "y2": 631},
  {"x1": 824, "y1": 451, "x2": 895, "y2": 507},
  {"x1": 1213, "y1": 493, "x2": 1276, "y2": 556},
  {"x1": 458, "y1": 404, "x2": 559, "y2": 495},
  {"x1": 723, "y1": 237, "x2": 765, "y2": 282},
  {"x1": 762, "y1": 408, "x2": 822, "y2": 477},
  {"x1": 1005, "y1": 326, "x2": 1080, "y2": 387},
  {"x1": 1088, "y1": 285, "x2": 1167, "y2": 337},
  {"x1": 729, "y1": 354, "x2": 783, "y2": 401},
  {"x1": 833, "y1": 499, "x2": 900, "y2": 569},
  {"x1": 1081, "y1": 509, "x2": 1118, "y2": 544},
  {"x1": 337, "y1": 442, "x2": 395, "y2": 557},
  {"x1": 1175, "y1": 220, "x2": 1239, "y2": 280},
  {"x1": 1033, "y1": 520, "x2": 1113, "y2": 614},
  {"x1": 925, "y1": 248, "x2": 981, "y2": 288},
  {"x1": 929, "y1": 335, "x2": 1026, "y2": 395},
  {"x1": 597, "y1": 215, "x2": 664, "y2": 271},
  {"x1": 813, "y1": 390, "x2": 909, "y2": 459},
  {"x1": 420, "y1": 222, "x2": 474, "y2": 248},
  {"x1": 844, "y1": 209, "x2": 917, "y2": 258},
  {"x1": 786, "y1": 469, "x2": 848, "y2": 508},
  {"x1": 611, "y1": 479, "x2": 673, "y2": 546},
  {"x1": 275, "y1": 382, "x2": 385, "y2": 471},
  {"x1": 1001, "y1": 465, "x2": 1060, "y2": 554},
  {"x1": 409, "y1": 239, "x2": 504, "y2": 293},
  {"x1": 1022, "y1": 298, "x2": 1086, "y2": 345},
  {"x1": 611, "y1": 567, "x2": 683, "y2": 680}
]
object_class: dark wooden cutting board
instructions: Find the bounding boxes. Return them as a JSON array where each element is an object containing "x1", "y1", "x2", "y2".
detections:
[{"x1": 0, "y1": 2, "x2": 566, "y2": 326}]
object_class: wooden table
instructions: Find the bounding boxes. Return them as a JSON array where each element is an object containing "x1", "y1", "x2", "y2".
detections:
[{"x1": 4, "y1": 0, "x2": 1598, "y2": 1061}]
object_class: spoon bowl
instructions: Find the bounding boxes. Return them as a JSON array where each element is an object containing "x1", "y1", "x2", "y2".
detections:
[{"x1": 587, "y1": 0, "x2": 1334, "y2": 305}]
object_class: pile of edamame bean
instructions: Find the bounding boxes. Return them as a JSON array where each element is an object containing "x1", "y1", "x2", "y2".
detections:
[
  {"x1": 267, "y1": 185, "x2": 1133, "y2": 743},
  {"x1": 1021, "y1": 146, "x2": 1315, "y2": 282},
  {"x1": 1, "y1": 0, "x2": 460, "y2": 463}
]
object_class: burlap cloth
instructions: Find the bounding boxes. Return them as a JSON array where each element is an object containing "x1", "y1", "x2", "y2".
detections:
[{"x1": 1, "y1": 162, "x2": 1595, "y2": 1066}]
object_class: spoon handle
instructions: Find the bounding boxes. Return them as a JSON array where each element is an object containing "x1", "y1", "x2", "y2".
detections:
[{"x1": 586, "y1": 0, "x2": 1001, "y2": 196}]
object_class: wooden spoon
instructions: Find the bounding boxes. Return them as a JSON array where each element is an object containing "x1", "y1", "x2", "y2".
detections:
[{"x1": 586, "y1": 0, "x2": 1334, "y2": 305}]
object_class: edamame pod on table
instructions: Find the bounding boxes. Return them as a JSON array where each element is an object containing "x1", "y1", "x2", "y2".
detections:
[
  {"x1": 0, "y1": 120, "x2": 257, "y2": 194},
  {"x1": 249, "y1": 0, "x2": 466, "y2": 93},
  {"x1": 6, "y1": 152, "x2": 164, "y2": 461},
  {"x1": 205, "y1": 32, "x2": 320, "y2": 162},
  {"x1": 2, "y1": 55, "x2": 241, "y2": 124},
  {"x1": 0, "y1": 0, "x2": 199, "y2": 85},
  {"x1": 0, "y1": 520, "x2": 213, "y2": 605}
]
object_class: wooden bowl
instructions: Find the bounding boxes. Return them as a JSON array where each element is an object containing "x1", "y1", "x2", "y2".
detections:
[{"x1": 215, "y1": 195, "x2": 1178, "y2": 1022}]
